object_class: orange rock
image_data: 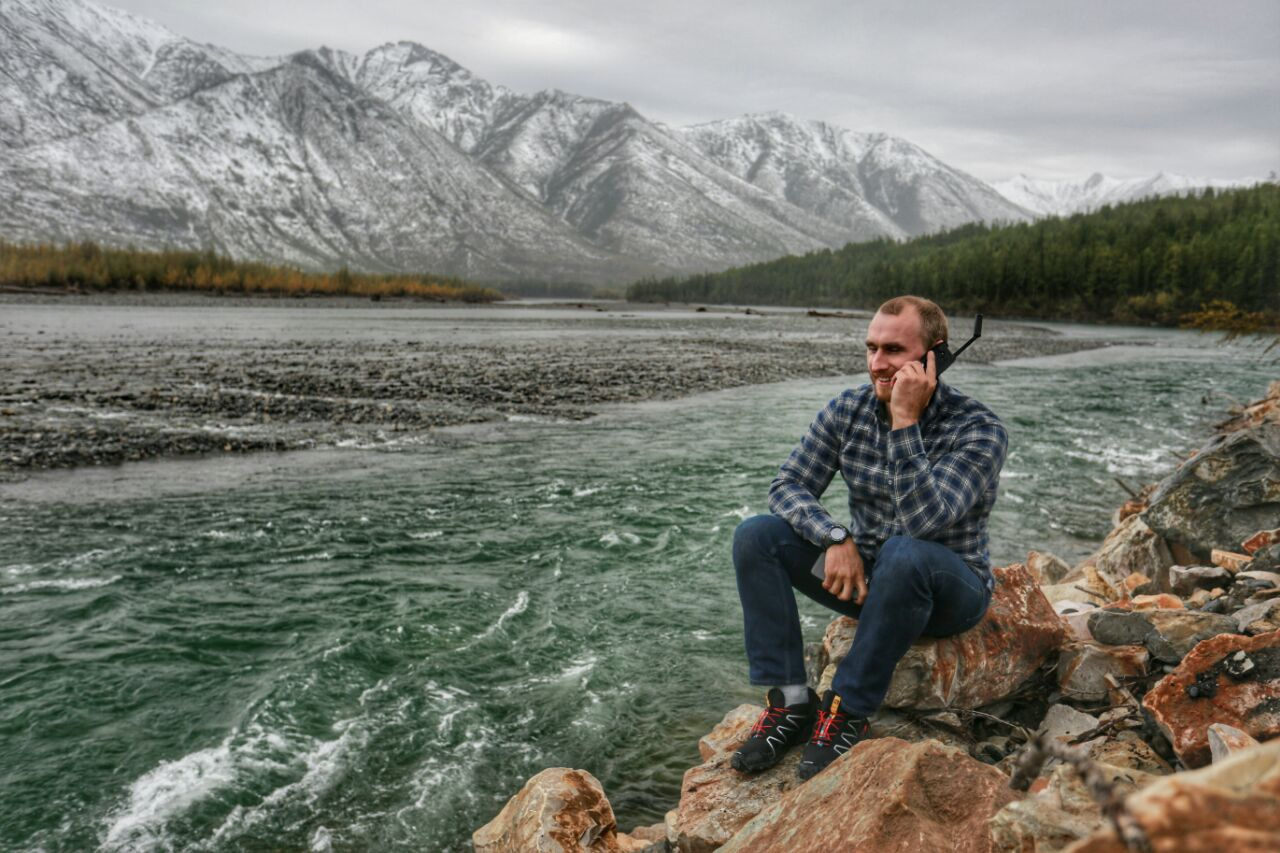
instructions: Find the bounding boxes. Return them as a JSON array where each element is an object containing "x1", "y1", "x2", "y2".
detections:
[
  {"x1": 717, "y1": 738, "x2": 1018, "y2": 852},
  {"x1": 819, "y1": 562, "x2": 1066, "y2": 709},
  {"x1": 1211, "y1": 549, "x2": 1252, "y2": 571},
  {"x1": 472, "y1": 767, "x2": 640, "y2": 852},
  {"x1": 1142, "y1": 629, "x2": 1280, "y2": 769},
  {"x1": 1124, "y1": 571, "x2": 1151, "y2": 591},
  {"x1": 1131, "y1": 593, "x2": 1184, "y2": 610},
  {"x1": 1243, "y1": 528, "x2": 1280, "y2": 555}
]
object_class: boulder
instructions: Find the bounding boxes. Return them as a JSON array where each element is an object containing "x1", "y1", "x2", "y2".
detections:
[
  {"x1": 1142, "y1": 423, "x2": 1280, "y2": 563},
  {"x1": 1144, "y1": 609, "x2": 1242, "y2": 663},
  {"x1": 1064, "y1": 739, "x2": 1280, "y2": 852},
  {"x1": 672, "y1": 706, "x2": 803, "y2": 853},
  {"x1": 989, "y1": 759, "x2": 1161, "y2": 853},
  {"x1": 819, "y1": 562, "x2": 1065, "y2": 710},
  {"x1": 1088, "y1": 514, "x2": 1174, "y2": 594},
  {"x1": 717, "y1": 738, "x2": 1018, "y2": 852},
  {"x1": 473, "y1": 768, "x2": 644, "y2": 853},
  {"x1": 1233, "y1": 599, "x2": 1280, "y2": 635},
  {"x1": 1249, "y1": 543, "x2": 1280, "y2": 572},
  {"x1": 1207, "y1": 723, "x2": 1259, "y2": 763},
  {"x1": 1087, "y1": 608, "x2": 1240, "y2": 663},
  {"x1": 1057, "y1": 642, "x2": 1149, "y2": 702},
  {"x1": 1142, "y1": 629, "x2": 1280, "y2": 768},
  {"x1": 1169, "y1": 564, "x2": 1234, "y2": 596},
  {"x1": 1028, "y1": 550, "x2": 1072, "y2": 585}
]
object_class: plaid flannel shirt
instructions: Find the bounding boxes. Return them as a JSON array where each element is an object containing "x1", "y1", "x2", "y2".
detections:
[{"x1": 768, "y1": 381, "x2": 1008, "y2": 589}]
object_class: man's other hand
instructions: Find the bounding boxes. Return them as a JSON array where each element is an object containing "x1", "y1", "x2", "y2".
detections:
[
  {"x1": 822, "y1": 540, "x2": 868, "y2": 604},
  {"x1": 889, "y1": 350, "x2": 937, "y2": 429}
]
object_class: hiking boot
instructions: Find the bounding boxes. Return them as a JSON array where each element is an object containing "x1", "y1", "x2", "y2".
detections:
[
  {"x1": 796, "y1": 690, "x2": 870, "y2": 780},
  {"x1": 730, "y1": 687, "x2": 819, "y2": 773}
]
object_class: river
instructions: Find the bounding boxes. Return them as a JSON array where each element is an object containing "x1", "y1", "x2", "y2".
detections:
[{"x1": 0, "y1": 318, "x2": 1268, "y2": 851}]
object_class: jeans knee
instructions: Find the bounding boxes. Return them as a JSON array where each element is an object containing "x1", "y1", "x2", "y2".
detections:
[
  {"x1": 873, "y1": 536, "x2": 929, "y2": 585},
  {"x1": 733, "y1": 514, "x2": 784, "y2": 564}
]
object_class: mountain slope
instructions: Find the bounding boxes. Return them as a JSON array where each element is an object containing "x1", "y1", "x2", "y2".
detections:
[{"x1": 0, "y1": 54, "x2": 632, "y2": 281}]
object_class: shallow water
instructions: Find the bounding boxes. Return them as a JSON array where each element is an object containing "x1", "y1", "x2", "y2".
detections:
[{"x1": 0, "y1": 322, "x2": 1268, "y2": 851}]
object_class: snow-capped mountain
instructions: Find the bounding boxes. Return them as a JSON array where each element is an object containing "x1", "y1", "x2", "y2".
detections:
[
  {"x1": 681, "y1": 113, "x2": 1029, "y2": 241},
  {"x1": 1, "y1": 0, "x2": 1036, "y2": 282},
  {"x1": 992, "y1": 172, "x2": 1255, "y2": 217}
]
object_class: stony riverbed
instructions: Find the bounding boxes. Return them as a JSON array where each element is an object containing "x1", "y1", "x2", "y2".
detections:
[{"x1": 0, "y1": 294, "x2": 1109, "y2": 479}]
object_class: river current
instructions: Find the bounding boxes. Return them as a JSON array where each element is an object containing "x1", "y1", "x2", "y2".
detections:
[{"x1": 0, "y1": 322, "x2": 1268, "y2": 851}]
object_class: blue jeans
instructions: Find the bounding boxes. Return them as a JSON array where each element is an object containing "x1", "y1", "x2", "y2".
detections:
[{"x1": 733, "y1": 514, "x2": 991, "y2": 717}]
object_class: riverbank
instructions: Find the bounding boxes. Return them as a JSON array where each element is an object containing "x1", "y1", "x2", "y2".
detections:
[{"x1": 0, "y1": 293, "x2": 1112, "y2": 480}]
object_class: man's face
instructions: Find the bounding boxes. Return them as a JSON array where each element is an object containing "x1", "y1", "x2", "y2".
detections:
[{"x1": 865, "y1": 308, "x2": 930, "y2": 403}]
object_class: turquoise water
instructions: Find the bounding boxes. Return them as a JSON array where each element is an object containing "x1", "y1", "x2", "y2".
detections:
[{"x1": 0, "y1": 327, "x2": 1269, "y2": 851}]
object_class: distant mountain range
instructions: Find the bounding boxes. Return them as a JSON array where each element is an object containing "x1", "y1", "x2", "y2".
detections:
[
  {"x1": 0, "y1": 0, "x2": 1250, "y2": 283},
  {"x1": 992, "y1": 172, "x2": 1256, "y2": 217}
]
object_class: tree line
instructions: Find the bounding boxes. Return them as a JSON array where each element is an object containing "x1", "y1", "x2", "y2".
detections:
[
  {"x1": 627, "y1": 184, "x2": 1279, "y2": 329},
  {"x1": 0, "y1": 241, "x2": 501, "y2": 302}
]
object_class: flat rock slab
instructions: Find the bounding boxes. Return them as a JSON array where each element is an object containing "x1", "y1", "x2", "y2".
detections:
[
  {"x1": 1087, "y1": 607, "x2": 1240, "y2": 663},
  {"x1": 1065, "y1": 739, "x2": 1280, "y2": 852},
  {"x1": 1057, "y1": 642, "x2": 1149, "y2": 702},
  {"x1": 821, "y1": 562, "x2": 1065, "y2": 709},
  {"x1": 1142, "y1": 629, "x2": 1280, "y2": 769},
  {"x1": 718, "y1": 737, "x2": 1018, "y2": 852},
  {"x1": 673, "y1": 748, "x2": 803, "y2": 853}
]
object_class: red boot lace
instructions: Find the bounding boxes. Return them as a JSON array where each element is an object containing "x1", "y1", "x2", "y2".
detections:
[
  {"x1": 750, "y1": 705, "x2": 786, "y2": 737},
  {"x1": 811, "y1": 707, "x2": 847, "y2": 747}
]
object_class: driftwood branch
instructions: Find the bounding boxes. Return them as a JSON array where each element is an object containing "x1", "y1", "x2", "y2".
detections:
[{"x1": 1010, "y1": 732, "x2": 1151, "y2": 853}]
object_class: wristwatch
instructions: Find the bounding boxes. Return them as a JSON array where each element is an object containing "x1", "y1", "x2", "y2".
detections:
[{"x1": 823, "y1": 525, "x2": 850, "y2": 548}]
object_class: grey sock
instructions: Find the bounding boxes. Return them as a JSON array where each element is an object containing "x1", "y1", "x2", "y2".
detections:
[{"x1": 780, "y1": 684, "x2": 811, "y2": 706}]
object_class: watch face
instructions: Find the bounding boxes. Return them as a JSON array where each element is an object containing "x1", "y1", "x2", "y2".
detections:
[{"x1": 830, "y1": 527, "x2": 847, "y2": 543}]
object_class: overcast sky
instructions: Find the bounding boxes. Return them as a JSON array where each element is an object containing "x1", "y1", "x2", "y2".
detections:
[{"x1": 107, "y1": 0, "x2": 1278, "y2": 183}]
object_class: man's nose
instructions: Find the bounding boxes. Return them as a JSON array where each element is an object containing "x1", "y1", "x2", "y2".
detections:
[{"x1": 870, "y1": 351, "x2": 888, "y2": 372}]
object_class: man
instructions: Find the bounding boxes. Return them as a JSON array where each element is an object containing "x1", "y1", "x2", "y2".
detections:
[{"x1": 730, "y1": 295, "x2": 1007, "y2": 781}]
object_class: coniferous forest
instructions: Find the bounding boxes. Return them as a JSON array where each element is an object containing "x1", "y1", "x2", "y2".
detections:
[{"x1": 627, "y1": 185, "x2": 1280, "y2": 328}]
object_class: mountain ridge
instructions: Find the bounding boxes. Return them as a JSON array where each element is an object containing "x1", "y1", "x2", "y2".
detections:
[{"x1": 0, "y1": 0, "x2": 1241, "y2": 284}]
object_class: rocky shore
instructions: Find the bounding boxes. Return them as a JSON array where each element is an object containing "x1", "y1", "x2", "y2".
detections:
[
  {"x1": 474, "y1": 382, "x2": 1280, "y2": 851},
  {"x1": 0, "y1": 294, "x2": 1103, "y2": 480}
]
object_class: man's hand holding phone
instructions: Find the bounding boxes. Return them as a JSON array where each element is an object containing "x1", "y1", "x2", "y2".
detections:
[
  {"x1": 888, "y1": 350, "x2": 937, "y2": 430},
  {"x1": 822, "y1": 540, "x2": 868, "y2": 605}
]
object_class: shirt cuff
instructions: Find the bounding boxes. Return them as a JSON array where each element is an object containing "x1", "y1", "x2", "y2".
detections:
[{"x1": 886, "y1": 422, "x2": 925, "y2": 462}]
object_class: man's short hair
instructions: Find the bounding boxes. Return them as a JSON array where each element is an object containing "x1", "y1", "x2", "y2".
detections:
[{"x1": 876, "y1": 295, "x2": 948, "y2": 349}]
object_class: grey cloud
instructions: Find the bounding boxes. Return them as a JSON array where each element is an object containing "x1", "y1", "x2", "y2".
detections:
[{"x1": 107, "y1": 0, "x2": 1280, "y2": 181}]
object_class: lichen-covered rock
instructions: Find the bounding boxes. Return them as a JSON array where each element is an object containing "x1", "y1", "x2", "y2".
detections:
[
  {"x1": 1142, "y1": 629, "x2": 1280, "y2": 769},
  {"x1": 819, "y1": 562, "x2": 1065, "y2": 710},
  {"x1": 1141, "y1": 423, "x2": 1280, "y2": 563},
  {"x1": 717, "y1": 738, "x2": 1018, "y2": 852},
  {"x1": 1064, "y1": 739, "x2": 1280, "y2": 852},
  {"x1": 1057, "y1": 642, "x2": 1149, "y2": 702},
  {"x1": 473, "y1": 767, "x2": 643, "y2": 852}
]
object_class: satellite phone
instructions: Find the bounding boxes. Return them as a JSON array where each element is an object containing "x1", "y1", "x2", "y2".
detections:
[
  {"x1": 810, "y1": 314, "x2": 984, "y2": 583},
  {"x1": 923, "y1": 313, "x2": 983, "y2": 376}
]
